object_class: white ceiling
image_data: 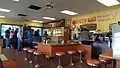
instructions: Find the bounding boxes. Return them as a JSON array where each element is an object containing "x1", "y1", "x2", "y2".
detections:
[{"x1": 0, "y1": 0, "x2": 119, "y2": 22}]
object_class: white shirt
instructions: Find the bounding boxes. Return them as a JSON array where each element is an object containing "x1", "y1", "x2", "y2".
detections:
[{"x1": 17, "y1": 30, "x2": 23, "y2": 41}]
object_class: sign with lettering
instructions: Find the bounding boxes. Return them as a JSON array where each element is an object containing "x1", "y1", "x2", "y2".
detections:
[
  {"x1": 97, "y1": 12, "x2": 117, "y2": 22},
  {"x1": 88, "y1": 17, "x2": 96, "y2": 22},
  {"x1": 44, "y1": 19, "x2": 65, "y2": 27},
  {"x1": 66, "y1": 12, "x2": 117, "y2": 28}
]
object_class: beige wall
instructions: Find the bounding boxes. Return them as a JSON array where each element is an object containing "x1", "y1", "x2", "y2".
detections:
[
  {"x1": 0, "y1": 18, "x2": 43, "y2": 27},
  {"x1": 66, "y1": 7, "x2": 120, "y2": 32}
]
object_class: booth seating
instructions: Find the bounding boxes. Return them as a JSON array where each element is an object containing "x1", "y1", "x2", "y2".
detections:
[
  {"x1": 87, "y1": 60, "x2": 101, "y2": 68},
  {"x1": 56, "y1": 52, "x2": 64, "y2": 68},
  {"x1": 68, "y1": 50, "x2": 76, "y2": 66}
]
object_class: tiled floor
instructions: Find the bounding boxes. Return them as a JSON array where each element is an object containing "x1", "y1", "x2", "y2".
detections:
[{"x1": 3, "y1": 48, "x2": 112, "y2": 68}]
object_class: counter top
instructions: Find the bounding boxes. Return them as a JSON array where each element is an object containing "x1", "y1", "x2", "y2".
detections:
[
  {"x1": 36, "y1": 42, "x2": 92, "y2": 60},
  {"x1": 100, "y1": 54, "x2": 120, "y2": 60},
  {"x1": 34, "y1": 42, "x2": 80, "y2": 46}
]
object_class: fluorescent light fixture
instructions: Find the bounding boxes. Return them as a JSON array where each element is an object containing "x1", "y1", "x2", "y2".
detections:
[
  {"x1": 0, "y1": 16, "x2": 5, "y2": 18},
  {"x1": 0, "y1": 8, "x2": 10, "y2": 12},
  {"x1": 61, "y1": 10, "x2": 78, "y2": 15},
  {"x1": 97, "y1": 0, "x2": 120, "y2": 6},
  {"x1": 42, "y1": 17, "x2": 56, "y2": 20},
  {"x1": 32, "y1": 20, "x2": 43, "y2": 23},
  {"x1": 13, "y1": 0, "x2": 19, "y2": 2}
]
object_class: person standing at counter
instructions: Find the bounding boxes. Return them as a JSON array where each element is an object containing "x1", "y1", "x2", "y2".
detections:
[
  {"x1": 9, "y1": 29, "x2": 14, "y2": 48},
  {"x1": 34, "y1": 29, "x2": 40, "y2": 42},
  {"x1": 79, "y1": 27, "x2": 90, "y2": 44},
  {"x1": 43, "y1": 31, "x2": 50, "y2": 43},
  {"x1": 27, "y1": 29, "x2": 34, "y2": 48},
  {"x1": 43, "y1": 31, "x2": 49, "y2": 40},
  {"x1": 5, "y1": 27, "x2": 11, "y2": 48},
  {"x1": 13, "y1": 28, "x2": 19, "y2": 49},
  {"x1": 17, "y1": 29, "x2": 23, "y2": 51}
]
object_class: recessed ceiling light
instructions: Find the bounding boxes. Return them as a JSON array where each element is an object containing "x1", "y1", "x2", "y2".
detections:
[
  {"x1": 13, "y1": 0, "x2": 19, "y2": 2},
  {"x1": 0, "y1": 16, "x2": 5, "y2": 18},
  {"x1": 42, "y1": 17, "x2": 56, "y2": 20},
  {"x1": 32, "y1": 20, "x2": 43, "y2": 23},
  {"x1": 97, "y1": 0, "x2": 120, "y2": 6},
  {"x1": 0, "y1": 8, "x2": 10, "y2": 12},
  {"x1": 61, "y1": 10, "x2": 78, "y2": 15}
]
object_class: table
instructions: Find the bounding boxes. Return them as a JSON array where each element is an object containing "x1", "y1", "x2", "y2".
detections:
[
  {"x1": 100, "y1": 54, "x2": 120, "y2": 68},
  {"x1": 36, "y1": 43, "x2": 92, "y2": 60}
]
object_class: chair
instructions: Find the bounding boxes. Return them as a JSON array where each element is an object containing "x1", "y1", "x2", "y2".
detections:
[
  {"x1": 99, "y1": 57, "x2": 111, "y2": 68},
  {"x1": 34, "y1": 45, "x2": 38, "y2": 50},
  {"x1": 56, "y1": 52, "x2": 64, "y2": 68},
  {"x1": 33, "y1": 51, "x2": 41, "y2": 68},
  {"x1": 100, "y1": 48, "x2": 113, "y2": 68},
  {"x1": 87, "y1": 60, "x2": 100, "y2": 68},
  {"x1": 28, "y1": 49, "x2": 35, "y2": 64},
  {"x1": 78, "y1": 50, "x2": 83, "y2": 63},
  {"x1": 23, "y1": 47, "x2": 30, "y2": 60},
  {"x1": 68, "y1": 50, "x2": 76, "y2": 66}
]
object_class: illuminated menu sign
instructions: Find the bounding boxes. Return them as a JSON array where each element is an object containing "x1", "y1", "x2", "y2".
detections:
[{"x1": 43, "y1": 19, "x2": 65, "y2": 27}]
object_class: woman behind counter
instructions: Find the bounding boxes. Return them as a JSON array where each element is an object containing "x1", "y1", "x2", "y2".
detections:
[
  {"x1": 42, "y1": 31, "x2": 51, "y2": 43},
  {"x1": 79, "y1": 27, "x2": 90, "y2": 44}
]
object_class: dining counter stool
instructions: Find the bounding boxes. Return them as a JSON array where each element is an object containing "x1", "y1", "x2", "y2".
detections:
[
  {"x1": 34, "y1": 45, "x2": 38, "y2": 50},
  {"x1": 87, "y1": 60, "x2": 100, "y2": 68},
  {"x1": 33, "y1": 51, "x2": 41, "y2": 68},
  {"x1": 23, "y1": 47, "x2": 30, "y2": 60},
  {"x1": 68, "y1": 50, "x2": 76, "y2": 66},
  {"x1": 56, "y1": 52, "x2": 64, "y2": 68},
  {"x1": 78, "y1": 50, "x2": 83, "y2": 63},
  {"x1": 99, "y1": 57, "x2": 111, "y2": 68},
  {"x1": 28, "y1": 49, "x2": 35, "y2": 64}
]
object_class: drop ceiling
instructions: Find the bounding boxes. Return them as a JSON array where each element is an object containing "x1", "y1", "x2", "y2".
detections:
[{"x1": 0, "y1": 0, "x2": 119, "y2": 22}]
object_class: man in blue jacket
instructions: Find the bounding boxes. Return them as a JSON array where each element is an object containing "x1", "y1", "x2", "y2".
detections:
[{"x1": 27, "y1": 29, "x2": 34, "y2": 48}]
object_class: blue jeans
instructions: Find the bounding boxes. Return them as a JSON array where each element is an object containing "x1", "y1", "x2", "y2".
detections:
[
  {"x1": 17, "y1": 38, "x2": 22, "y2": 50},
  {"x1": 5, "y1": 38, "x2": 10, "y2": 48},
  {"x1": 28, "y1": 39, "x2": 33, "y2": 48}
]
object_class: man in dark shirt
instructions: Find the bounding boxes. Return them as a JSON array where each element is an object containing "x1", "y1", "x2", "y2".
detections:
[
  {"x1": 5, "y1": 28, "x2": 11, "y2": 48},
  {"x1": 13, "y1": 28, "x2": 19, "y2": 49}
]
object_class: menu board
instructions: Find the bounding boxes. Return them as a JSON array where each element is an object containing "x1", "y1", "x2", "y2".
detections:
[
  {"x1": 43, "y1": 27, "x2": 64, "y2": 36},
  {"x1": 43, "y1": 19, "x2": 65, "y2": 27}
]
